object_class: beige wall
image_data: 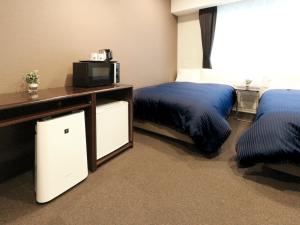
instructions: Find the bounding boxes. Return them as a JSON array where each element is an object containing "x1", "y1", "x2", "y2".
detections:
[
  {"x1": 177, "y1": 13, "x2": 202, "y2": 69},
  {"x1": 0, "y1": 0, "x2": 177, "y2": 94}
]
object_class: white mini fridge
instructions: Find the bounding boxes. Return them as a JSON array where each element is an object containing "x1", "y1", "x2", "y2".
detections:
[
  {"x1": 35, "y1": 111, "x2": 88, "y2": 203},
  {"x1": 96, "y1": 101, "x2": 129, "y2": 160}
]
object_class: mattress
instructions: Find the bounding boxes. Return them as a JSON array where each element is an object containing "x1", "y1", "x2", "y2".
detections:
[
  {"x1": 134, "y1": 82, "x2": 235, "y2": 154},
  {"x1": 236, "y1": 89, "x2": 300, "y2": 166}
]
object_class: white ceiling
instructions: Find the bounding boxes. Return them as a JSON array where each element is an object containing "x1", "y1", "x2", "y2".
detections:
[{"x1": 171, "y1": 0, "x2": 244, "y2": 16}]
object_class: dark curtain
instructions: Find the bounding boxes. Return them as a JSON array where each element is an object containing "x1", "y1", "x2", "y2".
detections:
[{"x1": 199, "y1": 7, "x2": 217, "y2": 69}]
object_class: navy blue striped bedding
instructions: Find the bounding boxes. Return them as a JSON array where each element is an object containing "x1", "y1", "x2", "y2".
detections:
[
  {"x1": 134, "y1": 82, "x2": 235, "y2": 154},
  {"x1": 236, "y1": 89, "x2": 300, "y2": 166}
]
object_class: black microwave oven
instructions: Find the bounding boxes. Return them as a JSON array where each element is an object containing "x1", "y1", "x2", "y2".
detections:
[{"x1": 73, "y1": 61, "x2": 120, "y2": 87}]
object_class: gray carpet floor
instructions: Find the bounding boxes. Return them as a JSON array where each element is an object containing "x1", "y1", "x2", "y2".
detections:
[{"x1": 1, "y1": 116, "x2": 300, "y2": 225}]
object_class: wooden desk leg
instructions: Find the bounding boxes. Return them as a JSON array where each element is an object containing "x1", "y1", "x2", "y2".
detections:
[
  {"x1": 128, "y1": 88, "x2": 133, "y2": 146},
  {"x1": 85, "y1": 93, "x2": 97, "y2": 172}
]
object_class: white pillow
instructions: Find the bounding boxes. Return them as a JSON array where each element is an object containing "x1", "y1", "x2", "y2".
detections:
[
  {"x1": 176, "y1": 68, "x2": 236, "y2": 87},
  {"x1": 268, "y1": 76, "x2": 300, "y2": 90},
  {"x1": 199, "y1": 68, "x2": 234, "y2": 87},
  {"x1": 200, "y1": 68, "x2": 223, "y2": 83},
  {"x1": 175, "y1": 69, "x2": 201, "y2": 83}
]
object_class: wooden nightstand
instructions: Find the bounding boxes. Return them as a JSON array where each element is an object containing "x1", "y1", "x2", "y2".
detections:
[{"x1": 235, "y1": 86, "x2": 260, "y2": 121}]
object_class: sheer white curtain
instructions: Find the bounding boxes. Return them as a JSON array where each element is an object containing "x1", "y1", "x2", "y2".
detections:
[{"x1": 211, "y1": 0, "x2": 300, "y2": 86}]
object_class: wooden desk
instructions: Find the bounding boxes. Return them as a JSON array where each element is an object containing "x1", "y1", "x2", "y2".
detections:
[{"x1": 0, "y1": 84, "x2": 133, "y2": 174}]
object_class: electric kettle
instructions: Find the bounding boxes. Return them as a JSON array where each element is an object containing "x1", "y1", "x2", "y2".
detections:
[{"x1": 99, "y1": 49, "x2": 113, "y2": 61}]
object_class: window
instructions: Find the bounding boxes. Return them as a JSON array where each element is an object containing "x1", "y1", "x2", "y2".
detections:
[{"x1": 211, "y1": 0, "x2": 300, "y2": 82}]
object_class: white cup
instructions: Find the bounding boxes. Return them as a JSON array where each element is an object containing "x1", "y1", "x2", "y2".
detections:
[
  {"x1": 97, "y1": 53, "x2": 106, "y2": 61},
  {"x1": 90, "y1": 52, "x2": 98, "y2": 61}
]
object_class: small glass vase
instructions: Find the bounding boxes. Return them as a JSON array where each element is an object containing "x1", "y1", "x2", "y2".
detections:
[{"x1": 28, "y1": 83, "x2": 39, "y2": 94}]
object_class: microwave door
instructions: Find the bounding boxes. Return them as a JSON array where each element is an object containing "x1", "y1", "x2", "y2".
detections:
[{"x1": 89, "y1": 65, "x2": 112, "y2": 85}]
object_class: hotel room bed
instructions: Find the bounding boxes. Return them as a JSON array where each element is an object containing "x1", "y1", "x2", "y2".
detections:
[
  {"x1": 134, "y1": 82, "x2": 236, "y2": 154},
  {"x1": 236, "y1": 89, "x2": 300, "y2": 167}
]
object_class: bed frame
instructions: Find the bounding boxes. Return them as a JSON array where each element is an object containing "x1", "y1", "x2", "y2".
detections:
[
  {"x1": 265, "y1": 163, "x2": 300, "y2": 177},
  {"x1": 133, "y1": 120, "x2": 194, "y2": 144},
  {"x1": 135, "y1": 121, "x2": 300, "y2": 177}
]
